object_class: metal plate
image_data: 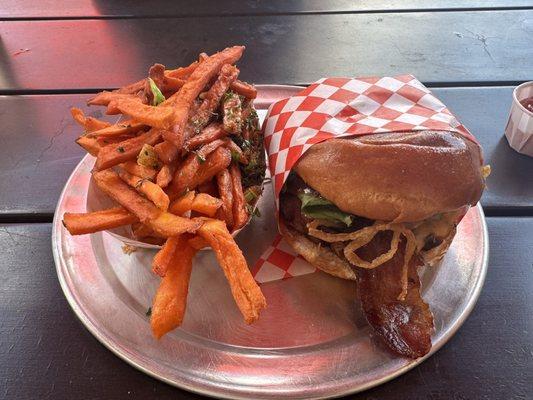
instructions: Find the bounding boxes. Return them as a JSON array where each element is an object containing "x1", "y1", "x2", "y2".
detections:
[{"x1": 52, "y1": 85, "x2": 489, "y2": 399}]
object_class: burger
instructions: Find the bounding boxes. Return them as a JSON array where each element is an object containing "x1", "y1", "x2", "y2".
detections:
[{"x1": 279, "y1": 130, "x2": 489, "y2": 358}]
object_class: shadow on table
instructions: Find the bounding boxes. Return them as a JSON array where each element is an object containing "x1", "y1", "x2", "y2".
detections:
[{"x1": 0, "y1": 34, "x2": 24, "y2": 90}]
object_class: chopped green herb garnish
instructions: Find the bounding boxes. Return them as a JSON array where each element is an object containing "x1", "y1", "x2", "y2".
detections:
[
  {"x1": 195, "y1": 151, "x2": 206, "y2": 163},
  {"x1": 222, "y1": 90, "x2": 243, "y2": 134},
  {"x1": 191, "y1": 116, "x2": 206, "y2": 133},
  {"x1": 135, "y1": 178, "x2": 147, "y2": 189},
  {"x1": 222, "y1": 90, "x2": 235, "y2": 102},
  {"x1": 246, "y1": 204, "x2": 261, "y2": 218},
  {"x1": 245, "y1": 108, "x2": 259, "y2": 131},
  {"x1": 146, "y1": 307, "x2": 152, "y2": 317},
  {"x1": 244, "y1": 187, "x2": 258, "y2": 203},
  {"x1": 148, "y1": 77, "x2": 165, "y2": 106},
  {"x1": 117, "y1": 146, "x2": 125, "y2": 153},
  {"x1": 233, "y1": 136, "x2": 251, "y2": 150},
  {"x1": 230, "y1": 150, "x2": 241, "y2": 163}
]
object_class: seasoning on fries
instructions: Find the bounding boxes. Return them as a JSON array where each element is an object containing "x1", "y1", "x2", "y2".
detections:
[{"x1": 62, "y1": 46, "x2": 267, "y2": 338}]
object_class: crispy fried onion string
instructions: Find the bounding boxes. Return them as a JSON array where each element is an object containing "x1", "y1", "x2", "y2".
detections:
[
  {"x1": 307, "y1": 219, "x2": 418, "y2": 301},
  {"x1": 343, "y1": 230, "x2": 401, "y2": 269}
]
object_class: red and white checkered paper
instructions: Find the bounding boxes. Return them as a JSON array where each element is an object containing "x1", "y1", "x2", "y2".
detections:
[{"x1": 252, "y1": 75, "x2": 477, "y2": 284}]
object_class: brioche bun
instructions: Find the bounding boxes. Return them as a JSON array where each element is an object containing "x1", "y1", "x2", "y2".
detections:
[{"x1": 293, "y1": 131, "x2": 484, "y2": 223}]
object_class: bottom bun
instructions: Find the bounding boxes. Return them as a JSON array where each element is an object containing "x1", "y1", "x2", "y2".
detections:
[{"x1": 280, "y1": 221, "x2": 357, "y2": 281}]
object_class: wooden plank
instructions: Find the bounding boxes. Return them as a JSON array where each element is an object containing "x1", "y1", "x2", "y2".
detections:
[
  {"x1": 0, "y1": 95, "x2": 88, "y2": 218},
  {"x1": 0, "y1": 218, "x2": 531, "y2": 399},
  {"x1": 1, "y1": 0, "x2": 531, "y2": 19},
  {"x1": 436, "y1": 87, "x2": 533, "y2": 215},
  {"x1": 0, "y1": 87, "x2": 532, "y2": 218},
  {"x1": 0, "y1": 11, "x2": 531, "y2": 91}
]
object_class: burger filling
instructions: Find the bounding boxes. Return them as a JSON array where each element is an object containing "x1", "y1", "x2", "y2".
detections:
[{"x1": 280, "y1": 173, "x2": 462, "y2": 299}]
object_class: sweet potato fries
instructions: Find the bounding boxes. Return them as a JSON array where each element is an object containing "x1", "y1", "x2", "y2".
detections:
[{"x1": 62, "y1": 47, "x2": 267, "y2": 338}]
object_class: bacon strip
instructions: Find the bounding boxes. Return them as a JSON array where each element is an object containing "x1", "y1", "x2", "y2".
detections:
[{"x1": 355, "y1": 231, "x2": 434, "y2": 359}]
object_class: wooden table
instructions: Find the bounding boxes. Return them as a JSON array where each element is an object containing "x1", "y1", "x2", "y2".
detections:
[{"x1": 1, "y1": 2, "x2": 532, "y2": 399}]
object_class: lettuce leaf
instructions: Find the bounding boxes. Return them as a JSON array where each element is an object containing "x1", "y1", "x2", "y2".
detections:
[
  {"x1": 148, "y1": 78, "x2": 165, "y2": 106},
  {"x1": 298, "y1": 191, "x2": 353, "y2": 226}
]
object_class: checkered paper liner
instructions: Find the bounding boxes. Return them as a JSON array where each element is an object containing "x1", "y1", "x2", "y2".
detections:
[
  {"x1": 250, "y1": 235, "x2": 315, "y2": 284},
  {"x1": 252, "y1": 75, "x2": 477, "y2": 284}
]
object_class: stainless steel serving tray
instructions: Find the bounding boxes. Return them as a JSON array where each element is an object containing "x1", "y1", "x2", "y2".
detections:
[{"x1": 52, "y1": 85, "x2": 489, "y2": 399}]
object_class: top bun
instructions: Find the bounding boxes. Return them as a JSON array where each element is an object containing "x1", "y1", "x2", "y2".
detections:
[{"x1": 293, "y1": 130, "x2": 484, "y2": 223}]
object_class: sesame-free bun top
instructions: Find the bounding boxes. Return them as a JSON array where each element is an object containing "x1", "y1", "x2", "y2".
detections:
[{"x1": 293, "y1": 130, "x2": 484, "y2": 223}]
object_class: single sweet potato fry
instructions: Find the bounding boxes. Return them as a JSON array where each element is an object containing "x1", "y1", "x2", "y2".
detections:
[
  {"x1": 151, "y1": 236, "x2": 197, "y2": 338},
  {"x1": 169, "y1": 190, "x2": 195, "y2": 216},
  {"x1": 88, "y1": 120, "x2": 146, "y2": 139},
  {"x1": 216, "y1": 169, "x2": 234, "y2": 229},
  {"x1": 165, "y1": 61, "x2": 199, "y2": 79},
  {"x1": 191, "y1": 193, "x2": 223, "y2": 217},
  {"x1": 116, "y1": 98, "x2": 174, "y2": 129},
  {"x1": 71, "y1": 107, "x2": 111, "y2": 132},
  {"x1": 87, "y1": 92, "x2": 141, "y2": 106},
  {"x1": 230, "y1": 80, "x2": 257, "y2": 99},
  {"x1": 184, "y1": 123, "x2": 227, "y2": 151},
  {"x1": 120, "y1": 161, "x2": 157, "y2": 180},
  {"x1": 163, "y1": 76, "x2": 186, "y2": 92},
  {"x1": 229, "y1": 163, "x2": 249, "y2": 230},
  {"x1": 76, "y1": 135, "x2": 101, "y2": 156},
  {"x1": 70, "y1": 107, "x2": 87, "y2": 126},
  {"x1": 152, "y1": 236, "x2": 180, "y2": 277},
  {"x1": 156, "y1": 164, "x2": 176, "y2": 188},
  {"x1": 118, "y1": 169, "x2": 170, "y2": 212},
  {"x1": 96, "y1": 135, "x2": 131, "y2": 146},
  {"x1": 63, "y1": 207, "x2": 138, "y2": 235},
  {"x1": 94, "y1": 128, "x2": 161, "y2": 171},
  {"x1": 198, "y1": 219, "x2": 266, "y2": 324}
]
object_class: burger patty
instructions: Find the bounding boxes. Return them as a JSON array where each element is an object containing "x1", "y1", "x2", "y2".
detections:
[{"x1": 280, "y1": 173, "x2": 318, "y2": 236}]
